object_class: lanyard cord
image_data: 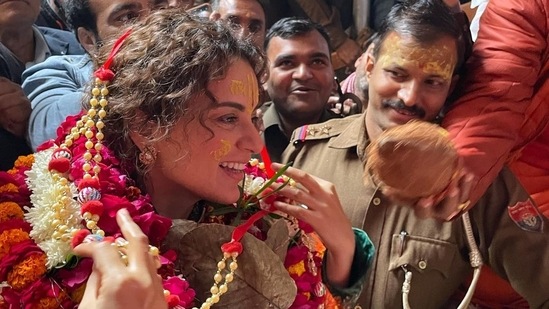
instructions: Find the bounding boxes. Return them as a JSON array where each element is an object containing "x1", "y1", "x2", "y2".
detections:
[{"x1": 401, "y1": 211, "x2": 484, "y2": 308}]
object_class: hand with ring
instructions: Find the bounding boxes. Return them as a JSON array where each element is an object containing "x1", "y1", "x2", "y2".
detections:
[
  {"x1": 269, "y1": 163, "x2": 356, "y2": 288},
  {"x1": 74, "y1": 208, "x2": 167, "y2": 309}
]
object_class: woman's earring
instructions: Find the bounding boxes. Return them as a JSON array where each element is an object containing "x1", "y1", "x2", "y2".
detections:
[{"x1": 138, "y1": 145, "x2": 157, "y2": 165}]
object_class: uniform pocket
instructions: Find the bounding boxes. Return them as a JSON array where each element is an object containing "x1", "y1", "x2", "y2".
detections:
[
  {"x1": 388, "y1": 234, "x2": 460, "y2": 277},
  {"x1": 382, "y1": 234, "x2": 468, "y2": 308}
]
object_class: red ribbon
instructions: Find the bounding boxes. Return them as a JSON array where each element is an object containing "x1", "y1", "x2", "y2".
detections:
[
  {"x1": 221, "y1": 209, "x2": 269, "y2": 255},
  {"x1": 94, "y1": 28, "x2": 133, "y2": 81},
  {"x1": 259, "y1": 146, "x2": 274, "y2": 178}
]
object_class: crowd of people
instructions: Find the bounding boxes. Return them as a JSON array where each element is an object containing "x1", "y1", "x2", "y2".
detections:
[{"x1": 0, "y1": 0, "x2": 548, "y2": 308}]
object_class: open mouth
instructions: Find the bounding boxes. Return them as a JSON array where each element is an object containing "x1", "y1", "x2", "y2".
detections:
[
  {"x1": 219, "y1": 162, "x2": 246, "y2": 170},
  {"x1": 219, "y1": 161, "x2": 246, "y2": 180}
]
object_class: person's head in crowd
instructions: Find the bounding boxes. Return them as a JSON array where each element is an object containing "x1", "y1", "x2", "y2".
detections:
[
  {"x1": 264, "y1": 17, "x2": 335, "y2": 132},
  {"x1": 64, "y1": 0, "x2": 183, "y2": 55},
  {"x1": 210, "y1": 0, "x2": 266, "y2": 49},
  {"x1": 0, "y1": 0, "x2": 41, "y2": 34},
  {"x1": 96, "y1": 9, "x2": 266, "y2": 218},
  {"x1": 363, "y1": 0, "x2": 462, "y2": 141}
]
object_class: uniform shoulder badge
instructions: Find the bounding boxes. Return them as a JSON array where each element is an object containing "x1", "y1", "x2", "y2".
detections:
[
  {"x1": 508, "y1": 199, "x2": 544, "y2": 233},
  {"x1": 290, "y1": 117, "x2": 356, "y2": 144}
]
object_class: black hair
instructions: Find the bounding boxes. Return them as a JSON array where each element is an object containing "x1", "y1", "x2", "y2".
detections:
[
  {"x1": 371, "y1": 0, "x2": 464, "y2": 73},
  {"x1": 64, "y1": 0, "x2": 98, "y2": 41},
  {"x1": 264, "y1": 17, "x2": 331, "y2": 51}
]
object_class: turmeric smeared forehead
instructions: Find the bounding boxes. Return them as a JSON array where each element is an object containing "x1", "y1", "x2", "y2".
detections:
[
  {"x1": 377, "y1": 32, "x2": 457, "y2": 80},
  {"x1": 230, "y1": 73, "x2": 259, "y2": 114}
]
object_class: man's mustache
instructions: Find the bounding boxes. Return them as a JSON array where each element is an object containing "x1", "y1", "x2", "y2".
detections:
[{"x1": 381, "y1": 99, "x2": 426, "y2": 118}]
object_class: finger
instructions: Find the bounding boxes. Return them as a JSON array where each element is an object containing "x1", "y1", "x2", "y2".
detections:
[
  {"x1": 438, "y1": 184, "x2": 462, "y2": 220},
  {"x1": 458, "y1": 172, "x2": 475, "y2": 204},
  {"x1": 79, "y1": 267, "x2": 101, "y2": 305},
  {"x1": 272, "y1": 200, "x2": 311, "y2": 222},
  {"x1": 74, "y1": 241, "x2": 126, "y2": 273},
  {"x1": 271, "y1": 182, "x2": 313, "y2": 207},
  {"x1": 116, "y1": 208, "x2": 154, "y2": 271},
  {"x1": 272, "y1": 163, "x2": 323, "y2": 192}
]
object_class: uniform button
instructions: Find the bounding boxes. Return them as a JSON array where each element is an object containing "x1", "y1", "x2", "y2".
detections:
[
  {"x1": 418, "y1": 260, "x2": 427, "y2": 270},
  {"x1": 372, "y1": 197, "x2": 381, "y2": 205}
]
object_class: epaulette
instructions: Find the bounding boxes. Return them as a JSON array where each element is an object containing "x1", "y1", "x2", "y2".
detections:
[{"x1": 289, "y1": 115, "x2": 360, "y2": 145}]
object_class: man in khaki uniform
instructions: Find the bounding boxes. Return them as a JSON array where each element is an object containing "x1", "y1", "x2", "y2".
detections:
[{"x1": 282, "y1": 0, "x2": 549, "y2": 308}]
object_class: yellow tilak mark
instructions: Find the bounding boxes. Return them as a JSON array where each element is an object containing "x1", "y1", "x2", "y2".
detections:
[
  {"x1": 211, "y1": 139, "x2": 232, "y2": 162},
  {"x1": 377, "y1": 34, "x2": 456, "y2": 80},
  {"x1": 230, "y1": 74, "x2": 258, "y2": 114}
]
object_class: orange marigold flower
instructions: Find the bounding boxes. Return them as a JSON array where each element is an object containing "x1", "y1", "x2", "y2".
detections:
[
  {"x1": 32, "y1": 294, "x2": 67, "y2": 309},
  {"x1": 288, "y1": 260, "x2": 306, "y2": 277},
  {"x1": 7, "y1": 253, "x2": 47, "y2": 290},
  {"x1": 0, "y1": 202, "x2": 24, "y2": 223},
  {"x1": 0, "y1": 229, "x2": 30, "y2": 260},
  {"x1": 0, "y1": 183, "x2": 18, "y2": 194},
  {"x1": 13, "y1": 155, "x2": 35, "y2": 169},
  {"x1": 324, "y1": 291, "x2": 340, "y2": 309}
]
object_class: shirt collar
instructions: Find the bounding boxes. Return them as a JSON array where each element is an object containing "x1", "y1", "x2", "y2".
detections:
[
  {"x1": 26, "y1": 26, "x2": 51, "y2": 68},
  {"x1": 263, "y1": 102, "x2": 341, "y2": 134},
  {"x1": 262, "y1": 102, "x2": 283, "y2": 133}
]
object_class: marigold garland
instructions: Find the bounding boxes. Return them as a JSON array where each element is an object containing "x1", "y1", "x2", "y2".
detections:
[
  {"x1": 7, "y1": 253, "x2": 47, "y2": 290},
  {"x1": 0, "y1": 202, "x2": 24, "y2": 222},
  {"x1": 0, "y1": 183, "x2": 18, "y2": 194},
  {"x1": 0, "y1": 229, "x2": 30, "y2": 259}
]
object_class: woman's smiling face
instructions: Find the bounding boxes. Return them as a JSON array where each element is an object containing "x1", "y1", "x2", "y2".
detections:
[{"x1": 148, "y1": 58, "x2": 263, "y2": 214}]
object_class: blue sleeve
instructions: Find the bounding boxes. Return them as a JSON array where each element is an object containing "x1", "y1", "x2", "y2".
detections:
[
  {"x1": 322, "y1": 228, "x2": 374, "y2": 306},
  {"x1": 22, "y1": 55, "x2": 92, "y2": 150}
]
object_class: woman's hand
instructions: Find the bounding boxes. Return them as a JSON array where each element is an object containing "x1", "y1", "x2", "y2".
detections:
[
  {"x1": 270, "y1": 163, "x2": 355, "y2": 287},
  {"x1": 74, "y1": 208, "x2": 168, "y2": 309}
]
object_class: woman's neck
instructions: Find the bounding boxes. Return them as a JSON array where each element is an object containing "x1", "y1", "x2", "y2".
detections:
[{"x1": 143, "y1": 177, "x2": 198, "y2": 220}]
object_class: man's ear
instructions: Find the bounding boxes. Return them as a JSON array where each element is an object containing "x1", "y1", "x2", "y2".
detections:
[
  {"x1": 332, "y1": 77, "x2": 338, "y2": 93},
  {"x1": 365, "y1": 48, "x2": 376, "y2": 81},
  {"x1": 77, "y1": 27, "x2": 99, "y2": 55}
]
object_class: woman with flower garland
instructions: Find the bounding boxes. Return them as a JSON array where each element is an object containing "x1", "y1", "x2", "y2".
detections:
[{"x1": 0, "y1": 8, "x2": 373, "y2": 309}]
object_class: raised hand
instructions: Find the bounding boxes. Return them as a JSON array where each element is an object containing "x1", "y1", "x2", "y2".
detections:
[
  {"x1": 74, "y1": 208, "x2": 167, "y2": 309},
  {"x1": 270, "y1": 163, "x2": 355, "y2": 287}
]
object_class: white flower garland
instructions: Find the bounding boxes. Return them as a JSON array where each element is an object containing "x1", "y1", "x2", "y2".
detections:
[{"x1": 25, "y1": 147, "x2": 84, "y2": 269}]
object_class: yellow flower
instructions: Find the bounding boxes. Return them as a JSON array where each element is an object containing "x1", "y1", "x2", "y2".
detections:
[
  {"x1": 7, "y1": 253, "x2": 47, "y2": 290},
  {"x1": 0, "y1": 183, "x2": 18, "y2": 194},
  {"x1": 288, "y1": 260, "x2": 306, "y2": 277},
  {"x1": 0, "y1": 229, "x2": 30, "y2": 260},
  {"x1": 0, "y1": 201, "x2": 24, "y2": 222}
]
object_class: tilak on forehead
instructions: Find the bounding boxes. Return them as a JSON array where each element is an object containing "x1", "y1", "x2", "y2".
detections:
[
  {"x1": 230, "y1": 73, "x2": 258, "y2": 113},
  {"x1": 377, "y1": 33, "x2": 457, "y2": 80}
]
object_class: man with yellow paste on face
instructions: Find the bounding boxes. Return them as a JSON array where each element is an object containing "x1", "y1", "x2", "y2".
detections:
[{"x1": 282, "y1": 0, "x2": 549, "y2": 308}]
